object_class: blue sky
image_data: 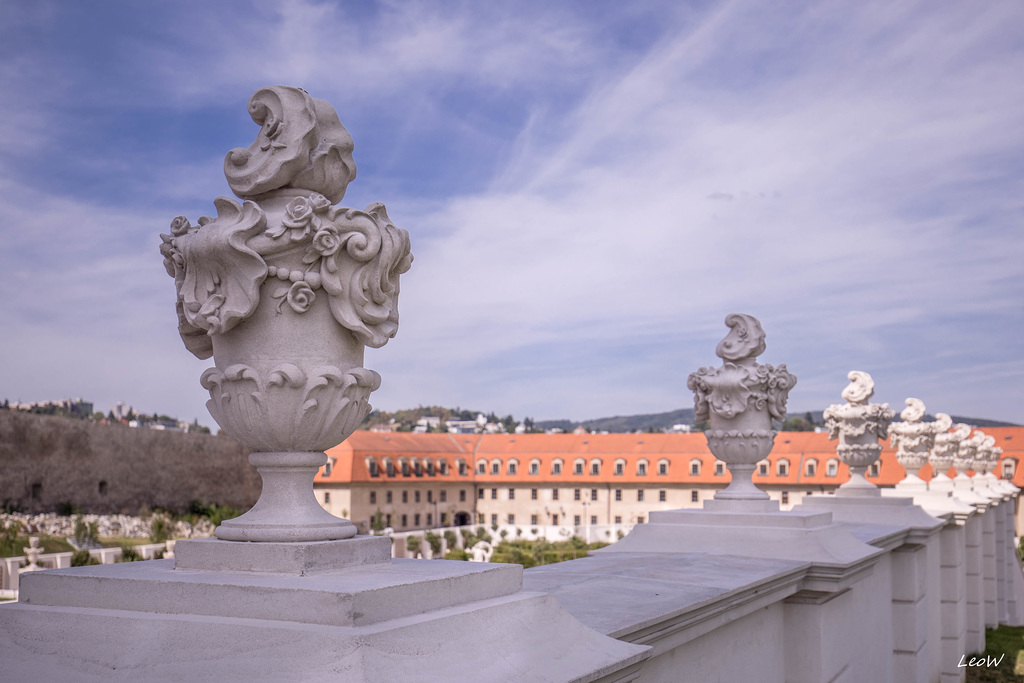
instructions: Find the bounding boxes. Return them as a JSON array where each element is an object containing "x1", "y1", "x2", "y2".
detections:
[{"x1": 1, "y1": 0, "x2": 1022, "y2": 427}]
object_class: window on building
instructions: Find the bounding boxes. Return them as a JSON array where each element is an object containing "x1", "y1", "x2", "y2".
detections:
[
  {"x1": 531, "y1": 514, "x2": 538, "y2": 525},
  {"x1": 324, "y1": 491, "x2": 331, "y2": 504},
  {"x1": 659, "y1": 490, "x2": 666, "y2": 502},
  {"x1": 324, "y1": 460, "x2": 333, "y2": 477},
  {"x1": 781, "y1": 491, "x2": 789, "y2": 505},
  {"x1": 614, "y1": 516, "x2": 622, "y2": 524},
  {"x1": 691, "y1": 491, "x2": 699, "y2": 503},
  {"x1": 615, "y1": 489, "x2": 622, "y2": 501},
  {"x1": 574, "y1": 488, "x2": 581, "y2": 501},
  {"x1": 402, "y1": 491, "x2": 408, "y2": 504},
  {"x1": 414, "y1": 461, "x2": 423, "y2": 477},
  {"x1": 478, "y1": 488, "x2": 484, "y2": 500},
  {"x1": 637, "y1": 460, "x2": 648, "y2": 476},
  {"x1": 458, "y1": 460, "x2": 467, "y2": 476},
  {"x1": 426, "y1": 490, "x2": 432, "y2": 503},
  {"x1": 551, "y1": 514, "x2": 559, "y2": 525},
  {"x1": 509, "y1": 488, "x2": 515, "y2": 500},
  {"x1": 401, "y1": 461, "x2": 410, "y2": 477},
  {"x1": 658, "y1": 460, "x2": 668, "y2": 476},
  {"x1": 530, "y1": 460, "x2": 540, "y2": 475},
  {"x1": 440, "y1": 490, "x2": 447, "y2": 502},
  {"x1": 590, "y1": 461, "x2": 601, "y2": 475},
  {"x1": 552, "y1": 488, "x2": 559, "y2": 501},
  {"x1": 552, "y1": 461, "x2": 562, "y2": 475},
  {"x1": 459, "y1": 489, "x2": 466, "y2": 502},
  {"x1": 805, "y1": 460, "x2": 817, "y2": 477},
  {"x1": 777, "y1": 460, "x2": 789, "y2": 477},
  {"x1": 426, "y1": 461, "x2": 435, "y2": 476},
  {"x1": 414, "y1": 491, "x2": 421, "y2": 503},
  {"x1": 508, "y1": 514, "x2": 515, "y2": 525},
  {"x1": 441, "y1": 512, "x2": 447, "y2": 525},
  {"x1": 386, "y1": 514, "x2": 392, "y2": 527},
  {"x1": 531, "y1": 488, "x2": 538, "y2": 500},
  {"x1": 386, "y1": 491, "x2": 393, "y2": 504},
  {"x1": 1003, "y1": 460, "x2": 1016, "y2": 478},
  {"x1": 401, "y1": 514, "x2": 408, "y2": 527},
  {"x1": 414, "y1": 513, "x2": 420, "y2": 526},
  {"x1": 637, "y1": 490, "x2": 644, "y2": 502},
  {"x1": 426, "y1": 513, "x2": 432, "y2": 525},
  {"x1": 491, "y1": 514, "x2": 498, "y2": 526},
  {"x1": 714, "y1": 462, "x2": 724, "y2": 476},
  {"x1": 370, "y1": 491, "x2": 377, "y2": 504},
  {"x1": 478, "y1": 514, "x2": 484, "y2": 524},
  {"x1": 386, "y1": 460, "x2": 395, "y2": 477},
  {"x1": 491, "y1": 488, "x2": 497, "y2": 500},
  {"x1": 636, "y1": 516, "x2": 645, "y2": 524},
  {"x1": 508, "y1": 461, "x2": 518, "y2": 475},
  {"x1": 368, "y1": 460, "x2": 379, "y2": 477},
  {"x1": 491, "y1": 462, "x2": 500, "y2": 475},
  {"x1": 614, "y1": 460, "x2": 624, "y2": 476},
  {"x1": 759, "y1": 461, "x2": 768, "y2": 476},
  {"x1": 477, "y1": 461, "x2": 486, "y2": 474},
  {"x1": 439, "y1": 460, "x2": 448, "y2": 476},
  {"x1": 590, "y1": 515, "x2": 597, "y2": 525},
  {"x1": 690, "y1": 459, "x2": 701, "y2": 476},
  {"x1": 869, "y1": 462, "x2": 880, "y2": 477},
  {"x1": 574, "y1": 460, "x2": 584, "y2": 475},
  {"x1": 574, "y1": 515, "x2": 581, "y2": 526},
  {"x1": 591, "y1": 489, "x2": 598, "y2": 500},
  {"x1": 826, "y1": 460, "x2": 838, "y2": 477}
]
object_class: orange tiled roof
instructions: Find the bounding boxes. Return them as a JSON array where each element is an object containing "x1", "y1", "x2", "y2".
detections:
[{"x1": 316, "y1": 427, "x2": 1024, "y2": 488}]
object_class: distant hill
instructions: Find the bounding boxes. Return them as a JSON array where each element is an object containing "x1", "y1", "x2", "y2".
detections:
[{"x1": 536, "y1": 408, "x2": 697, "y2": 433}]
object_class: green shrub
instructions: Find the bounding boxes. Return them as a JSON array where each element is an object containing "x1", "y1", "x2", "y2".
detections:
[
  {"x1": 405, "y1": 536, "x2": 421, "y2": 555},
  {"x1": 424, "y1": 531, "x2": 442, "y2": 556},
  {"x1": 445, "y1": 548, "x2": 468, "y2": 561},
  {"x1": 443, "y1": 530, "x2": 458, "y2": 548},
  {"x1": 118, "y1": 545, "x2": 141, "y2": 562},
  {"x1": 150, "y1": 515, "x2": 170, "y2": 544},
  {"x1": 71, "y1": 549, "x2": 98, "y2": 566}
]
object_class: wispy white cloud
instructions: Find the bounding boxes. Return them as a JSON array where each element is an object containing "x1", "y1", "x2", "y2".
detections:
[{"x1": 1, "y1": 0, "x2": 1022, "y2": 427}]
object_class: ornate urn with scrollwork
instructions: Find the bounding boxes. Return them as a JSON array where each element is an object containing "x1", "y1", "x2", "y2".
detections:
[
  {"x1": 160, "y1": 86, "x2": 412, "y2": 542},
  {"x1": 888, "y1": 398, "x2": 940, "y2": 489},
  {"x1": 687, "y1": 314, "x2": 797, "y2": 502},
  {"x1": 822, "y1": 371, "x2": 894, "y2": 496},
  {"x1": 928, "y1": 415, "x2": 963, "y2": 491}
]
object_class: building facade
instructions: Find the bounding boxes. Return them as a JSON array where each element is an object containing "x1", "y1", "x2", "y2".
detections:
[{"x1": 315, "y1": 428, "x2": 1024, "y2": 535}]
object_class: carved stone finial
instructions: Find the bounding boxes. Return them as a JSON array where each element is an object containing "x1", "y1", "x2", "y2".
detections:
[
  {"x1": 687, "y1": 314, "x2": 797, "y2": 505},
  {"x1": 928, "y1": 414, "x2": 959, "y2": 491},
  {"x1": 822, "y1": 371, "x2": 894, "y2": 496},
  {"x1": 888, "y1": 398, "x2": 943, "y2": 491},
  {"x1": 160, "y1": 86, "x2": 413, "y2": 543}
]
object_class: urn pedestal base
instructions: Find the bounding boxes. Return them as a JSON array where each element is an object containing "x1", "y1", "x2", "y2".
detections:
[{"x1": 215, "y1": 451, "x2": 357, "y2": 542}]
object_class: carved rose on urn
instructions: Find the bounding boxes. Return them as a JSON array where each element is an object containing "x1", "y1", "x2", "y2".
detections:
[
  {"x1": 822, "y1": 371, "x2": 894, "y2": 496},
  {"x1": 687, "y1": 314, "x2": 797, "y2": 501},
  {"x1": 888, "y1": 398, "x2": 940, "y2": 489},
  {"x1": 160, "y1": 86, "x2": 412, "y2": 542}
]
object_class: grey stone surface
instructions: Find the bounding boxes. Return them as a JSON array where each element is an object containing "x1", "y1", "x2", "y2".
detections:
[{"x1": 173, "y1": 535, "x2": 392, "y2": 574}]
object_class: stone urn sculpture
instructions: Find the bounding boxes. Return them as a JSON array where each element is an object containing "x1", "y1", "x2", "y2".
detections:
[
  {"x1": 928, "y1": 415, "x2": 962, "y2": 492},
  {"x1": 952, "y1": 427, "x2": 981, "y2": 491},
  {"x1": 21, "y1": 537, "x2": 44, "y2": 573},
  {"x1": 821, "y1": 371, "x2": 894, "y2": 496},
  {"x1": 687, "y1": 314, "x2": 796, "y2": 502},
  {"x1": 973, "y1": 433, "x2": 1001, "y2": 492},
  {"x1": 888, "y1": 398, "x2": 939, "y2": 491},
  {"x1": 160, "y1": 86, "x2": 412, "y2": 542}
]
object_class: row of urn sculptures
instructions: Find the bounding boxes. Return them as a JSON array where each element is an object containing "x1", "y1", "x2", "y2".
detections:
[
  {"x1": 162, "y1": 86, "x2": 1006, "y2": 544},
  {"x1": 688, "y1": 314, "x2": 1007, "y2": 505}
]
